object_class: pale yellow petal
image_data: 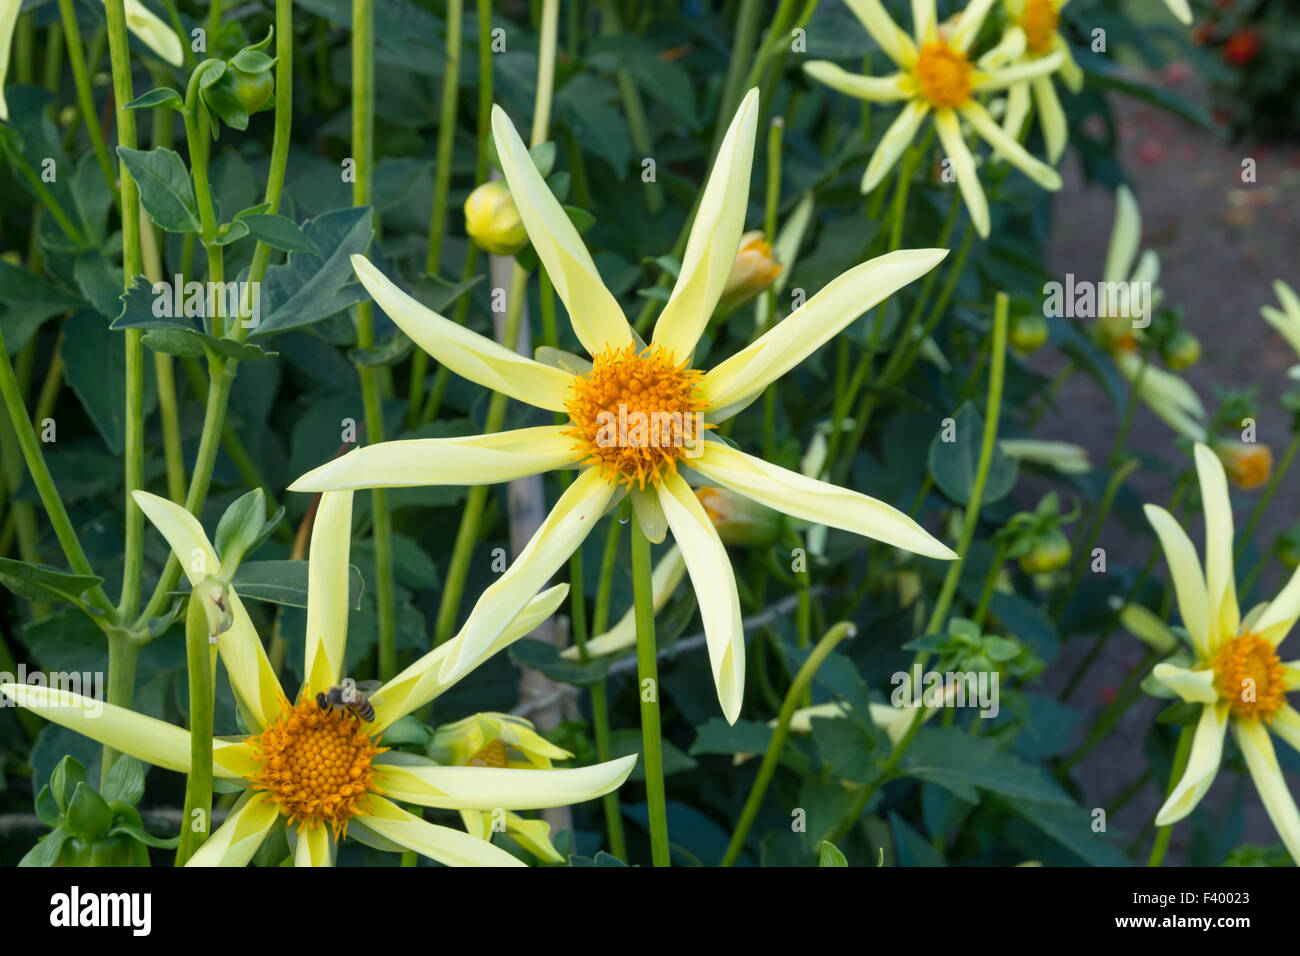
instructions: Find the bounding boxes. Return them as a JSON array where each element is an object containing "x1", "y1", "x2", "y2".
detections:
[
  {"x1": 502, "y1": 813, "x2": 565, "y2": 863},
  {"x1": 694, "y1": 441, "x2": 955, "y2": 560},
  {"x1": 1151, "y1": 663, "x2": 1218, "y2": 704},
  {"x1": 1162, "y1": 0, "x2": 1192, "y2": 25},
  {"x1": 950, "y1": 0, "x2": 998, "y2": 51},
  {"x1": 361, "y1": 796, "x2": 526, "y2": 866},
  {"x1": 1143, "y1": 504, "x2": 1211, "y2": 658},
  {"x1": 1234, "y1": 719, "x2": 1300, "y2": 865},
  {"x1": 293, "y1": 823, "x2": 333, "y2": 867},
  {"x1": 1268, "y1": 705, "x2": 1300, "y2": 754},
  {"x1": 652, "y1": 88, "x2": 760, "y2": 361},
  {"x1": 1194, "y1": 442, "x2": 1240, "y2": 647},
  {"x1": 491, "y1": 106, "x2": 633, "y2": 355},
  {"x1": 1104, "y1": 185, "x2": 1141, "y2": 286},
  {"x1": 437, "y1": 469, "x2": 614, "y2": 688},
  {"x1": 186, "y1": 792, "x2": 280, "y2": 867},
  {"x1": 1154, "y1": 702, "x2": 1228, "y2": 825},
  {"x1": 132, "y1": 491, "x2": 284, "y2": 728},
  {"x1": 843, "y1": 0, "x2": 916, "y2": 65},
  {"x1": 910, "y1": 0, "x2": 936, "y2": 42},
  {"x1": 702, "y1": 247, "x2": 946, "y2": 417},
  {"x1": 379, "y1": 754, "x2": 637, "y2": 809},
  {"x1": 1255, "y1": 564, "x2": 1300, "y2": 648},
  {"x1": 370, "y1": 584, "x2": 570, "y2": 733},
  {"x1": 120, "y1": 0, "x2": 183, "y2": 66},
  {"x1": 861, "y1": 100, "x2": 930, "y2": 194},
  {"x1": 657, "y1": 473, "x2": 745, "y2": 724},
  {"x1": 288, "y1": 426, "x2": 577, "y2": 492},
  {"x1": 960, "y1": 101, "x2": 1062, "y2": 191},
  {"x1": 933, "y1": 109, "x2": 989, "y2": 238},
  {"x1": 1032, "y1": 75, "x2": 1067, "y2": 165},
  {"x1": 351, "y1": 254, "x2": 575, "y2": 412},
  {"x1": 971, "y1": 51, "x2": 1063, "y2": 92},
  {"x1": 0, "y1": 0, "x2": 18, "y2": 122},
  {"x1": 0, "y1": 682, "x2": 254, "y2": 779},
  {"x1": 303, "y1": 491, "x2": 353, "y2": 696},
  {"x1": 803, "y1": 62, "x2": 909, "y2": 102},
  {"x1": 1000, "y1": 82, "x2": 1031, "y2": 143},
  {"x1": 561, "y1": 545, "x2": 686, "y2": 659}
]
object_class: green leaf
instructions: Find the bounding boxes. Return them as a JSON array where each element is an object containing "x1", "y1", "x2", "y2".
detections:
[
  {"x1": 116, "y1": 147, "x2": 201, "y2": 233},
  {"x1": 900, "y1": 728, "x2": 1072, "y2": 805},
  {"x1": 102, "y1": 757, "x2": 146, "y2": 807},
  {"x1": 229, "y1": 559, "x2": 363, "y2": 608},
  {"x1": 609, "y1": 730, "x2": 697, "y2": 782},
  {"x1": 688, "y1": 717, "x2": 773, "y2": 756},
  {"x1": 141, "y1": 328, "x2": 278, "y2": 362},
  {"x1": 508, "y1": 638, "x2": 614, "y2": 686},
  {"x1": 928, "y1": 401, "x2": 1018, "y2": 506},
  {"x1": 124, "y1": 87, "x2": 184, "y2": 112},
  {"x1": 250, "y1": 207, "x2": 374, "y2": 338},
  {"x1": 811, "y1": 714, "x2": 881, "y2": 784},
  {"x1": 214, "y1": 489, "x2": 270, "y2": 569},
  {"x1": 65, "y1": 783, "x2": 113, "y2": 840},
  {"x1": 63, "y1": 311, "x2": 159, "y2": 454},
  {"x1": 210, "y1": 218, "x2": 251, "y2": 246},
  {"x1": 0, "y1": 557, "x2": 104, "y2": 605},
  {"x1": 818, "y1": 840, "x2": 848, "y2": 866},
  {"x1": 0, "y1": 261, "x2": 83, "y2": 355},
  {"x1": 50, "y1": 756, "x2": 88, "y2": 813},
  {"x1": 18, "y1": 825, "x2": 74, "y2": 867},
  {"x1": 1005, "y1": 798, "x2": 1132, "y2": 866},
  {"x1": 106, "y1": 821, "x2": 181, "y2": 849},
  {"x1": 239, "y1": 214, "x2": 321, "y2": 254}
]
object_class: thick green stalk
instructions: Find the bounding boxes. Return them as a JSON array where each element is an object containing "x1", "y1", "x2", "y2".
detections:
[
  {"x1": 175, "y1": 593, "x2": 215, "y2": 864},
  {"x1": 101, "y1": 632, "x2": 142, "y2": 784},
  {"x1": 104, "y1": 0, "x2": 144, "y2": 622},
  {"x1": 632, "y1": 515, "x2": 670, "y2": 866},
  {"x1": 0, "y1": 325, "x2": 114, "y2": 617},
  {"x1": 829, "y1": 292, "x2": 1009, "y2": 843},
  {"x1": 56, "y1": 0, "x2": 117, "y2": 194},
  {"x1": 589, "y1": 517, "x2": 627, "y2": 859},
  {"x1": 721, "y1": 620, "x2": 856, "y2": 866},
  {"x1": 350, "y1": 0, "x2": 397, "y2": 679},
  {"x1": 410, "y1": 0, "x2": 466, "y2": 425}
]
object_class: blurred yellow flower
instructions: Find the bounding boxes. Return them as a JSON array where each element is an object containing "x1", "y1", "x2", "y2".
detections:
[
  {"x1": 716, "y1": 230, "x2": 783, "y2": 316},
  {"x1": 1213, "y1": 439, "x2": 1273, "y2": 491},
  {"x1": 803, "y1": 0, "x2": 1064, "y2": 237}
]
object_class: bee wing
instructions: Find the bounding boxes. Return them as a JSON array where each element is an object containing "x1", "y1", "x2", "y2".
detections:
[{"x1": 353, "y1": 680, "x2": 383, "y2": 694}]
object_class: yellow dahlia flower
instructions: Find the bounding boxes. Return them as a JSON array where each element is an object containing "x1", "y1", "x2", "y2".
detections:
[
  {"x1": 1143, "y1": 444, "x2": 1300, "y2": 862},
  {"x1": 1099, "y1": 185, "x2": 1206, "y2": 440},
  {"x1": 1261, "y1": 279, "x2": 1300, "y2": 380},
  {"x1": 0, "y1": 490, "x2": 635, "y2": 866},
  {"x1": 289, "y1": 88, "x2": 956, "y2": 724},
  {"x1": 431, "y1": 712, "x2": 578, "y2": 863},
  {"x1": 1, "y1": 0, "x2": 182, "y2": 121},
  {"x1": 802, "y1": 0, "x2": 1063, "y2": 237},
  {"x1": 997, "y1": 0, "x2": 1083, "y2": 164}
]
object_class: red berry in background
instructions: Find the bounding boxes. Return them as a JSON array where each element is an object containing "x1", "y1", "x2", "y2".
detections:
[{"x1": 1223, "y1": 30, "x2": 1261, "y2": 66}]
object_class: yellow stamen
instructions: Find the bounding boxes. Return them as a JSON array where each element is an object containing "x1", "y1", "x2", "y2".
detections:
[
  {"x1": 1019, "y1": 0, "x2": 1060, "y2": 56},
  {"x1": 249, "y1": 697, "x2": 386, "y2": 838},
  {"x1": 1212, "y1": 633, "x2": 1287, "y2": 720},
  {"x1": 468, "y1": 739, "x2": 509, "y2": 768},
  {"x1": 565, "y1": 344, "x2": 711, "y2": 490},
  {"x1": 913, "y1": 42, "x2": 972, "y2": 109}
]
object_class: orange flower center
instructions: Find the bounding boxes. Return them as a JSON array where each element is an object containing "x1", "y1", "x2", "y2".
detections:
[
  {"x1": 249, "y1": 697, "x2": 386, "y2": 837},
  {"x1": 565, "y1": 345, "x2": 711, "y2": 489},
  {"x1": 468, "y1": 739, "x2": 509, "y2": 767},
  {"x1": 914, "y1": 42, "x2": 973, "y2": 109},
  {"x1": 1212, "y1": 633, "x2": 1287, "y2": 720},
  {"x1": 1019, "y1": 0, "x2": 1060, "y2": 56}
]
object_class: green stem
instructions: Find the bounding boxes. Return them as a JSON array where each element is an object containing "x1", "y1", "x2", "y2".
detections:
[
  {"x1": 721, "y1": 620, "x2": 856, "y2": 866},
  {"x1": 588, "y1": 517, "x2": 627, "y2": 858},
  {"x1": 829, "y1": 291, "x2": 1009, "y2": 844},
  {"x1": 1147, "y1": 725, "x2": 1194, "y2": 866},
  {"x1": 1051, "y1": 456, "x2": 1140, "y2": 619},
  {"x1": 632, "y1": 515, "x2": 670, "y2": 867},
  {"x1": 175, "y1": 593, "x2": 215, "y2": 864},
  {"x1": 56, "y1": 0, "x2": 117, "y2": 196},
  {"x1": 0, "y1": 325, "x2": 114, "y2": 617},
  {"x1": 714, "y1": 0, "x2": 762, "y2": 159},
  {"x1": 972, "y1": 537, "x2": 1008, "y2": 627},
  {"x1": 101, "y1": 632, "x2": 141, "y2": 784}
]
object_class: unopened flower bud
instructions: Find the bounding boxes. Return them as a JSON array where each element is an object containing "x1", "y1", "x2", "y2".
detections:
[
  {"x1": 464, "y1": 181, "x2": 528, "y2": 256},
  {"x1": 715, "y1": 231, "x2": 782, "y2": 316},
  {"x1": 1214, "y1": 439, "x2": 1273, "y2": 490},
  {"x1": 1161, "y1": 329, "x2": 1201, "y2": 370}
]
